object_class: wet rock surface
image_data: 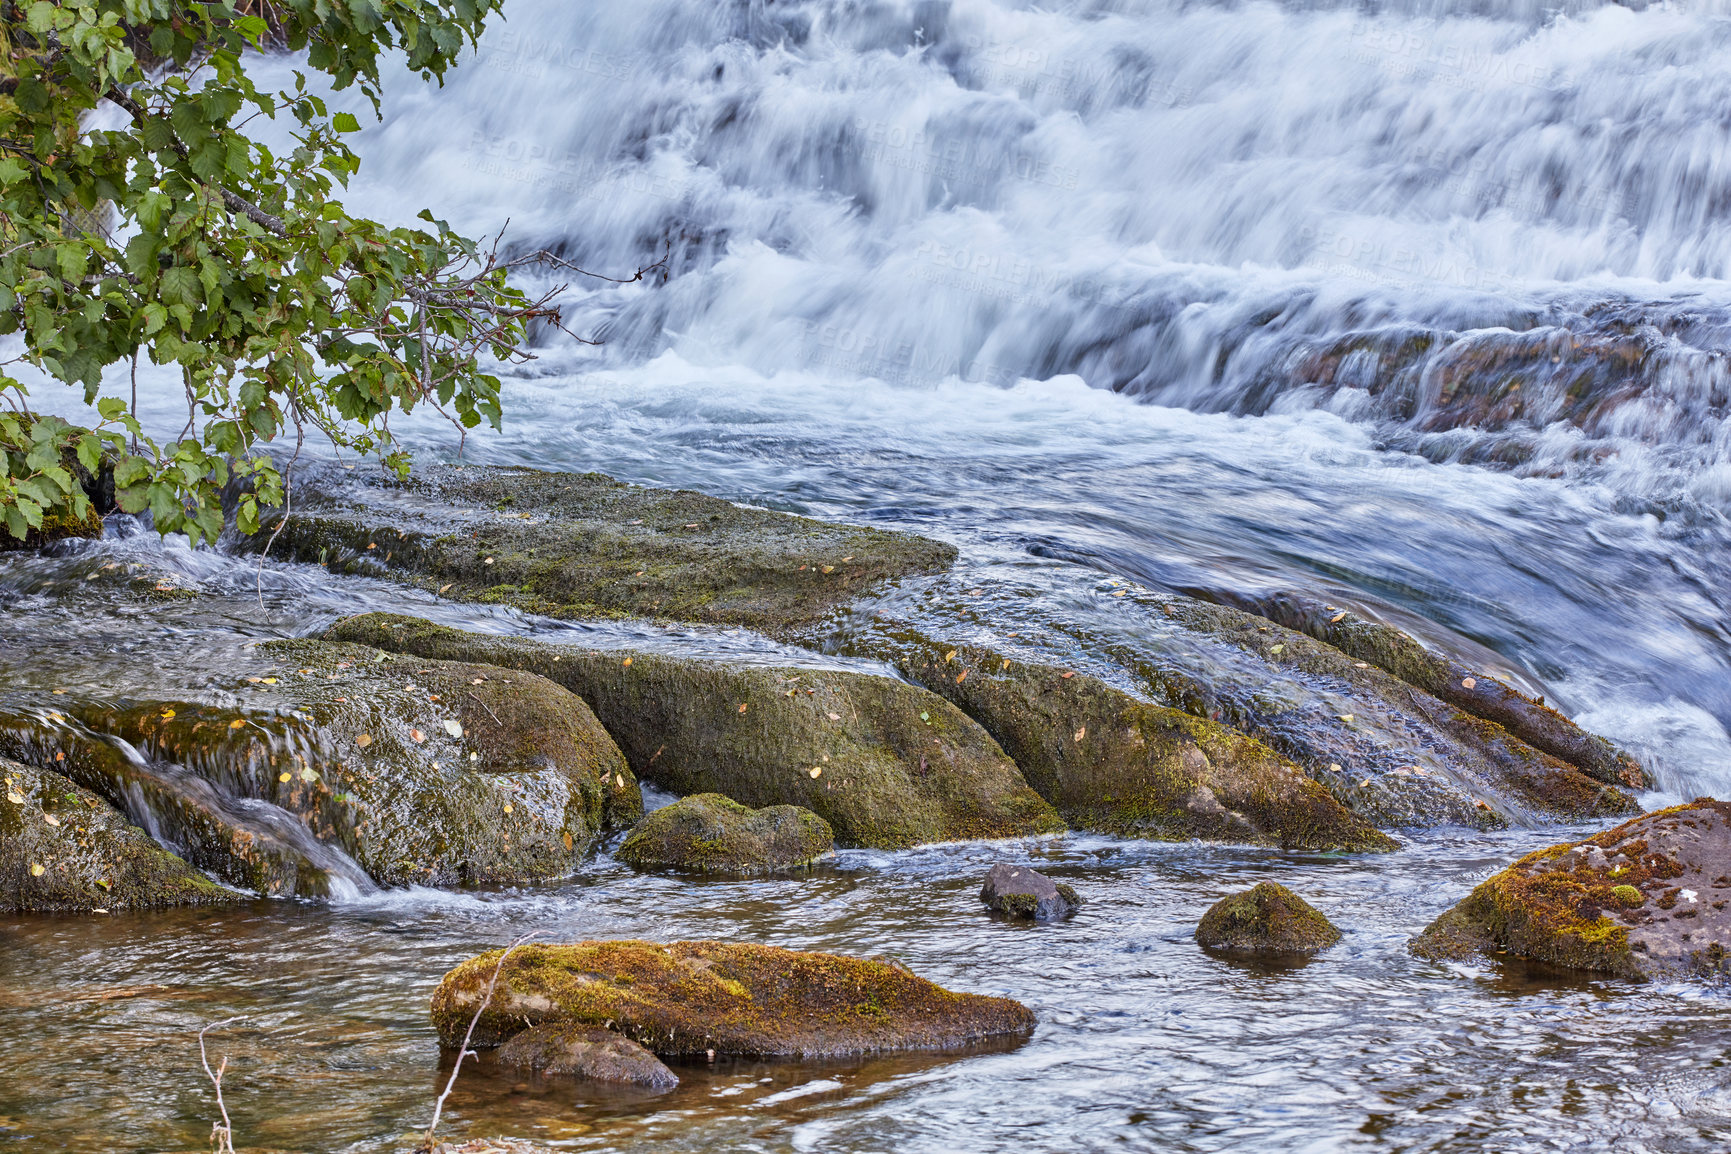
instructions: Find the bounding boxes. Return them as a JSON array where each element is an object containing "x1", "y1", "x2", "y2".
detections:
[
  {"x1": 880, "y1": 632, "x2": 1395, "y2": 852},
  {"x1": 617, "y1": 793, "x2": 833, "y2": 875},
  {"x1": 1, "y1": 640, "x2": 641, "y2": 894},
  {"x1": 0, "y1": 758, "x2": 237, "y2": 912},
  {"x1": 430, "y1": 939, "x2": 1037, "y2": 1056},
  {"x1": 1142, "y1": 595, "x2": 1644, "y2": 826},
  {"x1": 855, "y1": 575, "x2": 1642, "y2": 830},
  {"x1": 1411, "y1": 799, "x2": 1731, "y2": 982},
  {"x1": 326, "y1": 614, "x2": 1064, "y2": 850},
  {"x1": 1195, "y1": 882, "x2": 1342, "y2": 956},
  {"x1": 493, "y1": 1023, "x2": 679, "y2": 1089},
  {"x1": 980, "y1": 863, "x2": 1081, "y2": 921},
  {"x1": 1235, "y1": 591, "x2": 1647, "y2": 790},
  {"x1": 247, "y1": 464, "x2": 956, "y2": 633}
]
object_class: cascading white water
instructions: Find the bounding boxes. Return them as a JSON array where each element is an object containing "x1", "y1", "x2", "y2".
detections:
[{"x1": 258, "y1": 0, "x2": 1729, "y2": 500}]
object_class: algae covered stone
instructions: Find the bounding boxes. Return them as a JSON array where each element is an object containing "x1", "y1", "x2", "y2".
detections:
[
  {"x1": 430, "y1": 939, "x2": 1036, "y2": 1056},
  {"x1": 617, "y1": 793, "x2": 833, "y2": 874},
  {"x1": 883, "y1": 634, "x2": 1395, "y2": 852},
  {"x1": 1243, "y1": 592, "x2": 1648, "y2": 790},
  {"x1": 5, "y1": 639, "x2": 642, "y2": 894},
  {"x1": 1411, "y1": 798, "x2": 1731, "y2": 981},
  {"x1": 248, "y1": 464, "x2": 957, "y2": 632},
  {"x1": 1195, "y1": 881, "x2": 1341, "y2": 955},
  {"x1": 494, "y1": 1024, "x2": 678, "y2": 1089},
  {"x1": 0, "y1": 758, "x2": 237, "y2": 913},
  {"x1": 980, "y1": 862, "x2": 1081, "y2": 921},
  {"x1": 324, "y1": 614, "x2": 1063, "y2": 850}
]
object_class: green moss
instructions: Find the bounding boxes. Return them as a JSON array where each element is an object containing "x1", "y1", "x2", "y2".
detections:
[
  {"x1": 0, "y1": 758, "x2": 238, "y2": 913},
  {"x1": 1612, "y1": 884, "x2": 1644, "y2": 907},
  {"x1": 1195, "y1": 881, "x2": 1341, "y2": 954},
  {"x1": 429, "y1": 939, "x2": 1037, "y2": 1057},
  {"x1": 851, "y1": 628, "x2": 1394, "y2": 852},
  {"x1": 246, "y1": 466, "x2": 957, "y2": 633},
  {"x1": 324, "y1": 614, "x2": 1064, "y2": 850},
  {"x1": 616, "y1": 793, "x2": 834, "y2": 875}
]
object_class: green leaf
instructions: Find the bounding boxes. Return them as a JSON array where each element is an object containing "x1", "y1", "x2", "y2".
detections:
[{"x1": 333, "y1": 112, "x2": 362, "y2": 133}]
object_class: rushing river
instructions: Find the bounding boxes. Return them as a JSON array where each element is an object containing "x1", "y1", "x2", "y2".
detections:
[{"x1": 8, "y1": 0, "x2": 1731, "y2": 1149}]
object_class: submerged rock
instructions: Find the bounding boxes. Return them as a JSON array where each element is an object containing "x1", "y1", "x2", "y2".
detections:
[
  {"x1": 247, "y1": 465, "x2": 956, "y2": 633},
  {"x1": 1195, "y1": 882, "x2": 1342, "y2": 956},
  {"x1": 1237, "y1": 592, "x2": 1647, "y2": 790},
  {"x1": 494, "y1": 1024, "x2": 679, "y2": 1089},
  {"x1": 0, "y1": 758, "x2": 237, "y2": 912},
  {"x1": 1411, "y1": 799, "x2": 1731, "y2": 982},
  {"x1": 980, "y1": 863, "x2": 1081, "y2": 921},
  {"x1": 2, "y1": 640, "x2": 642, "y2": 894},
  {"x1": 325, "y1": 614, "x2": 1064, "y2": 850},
  {"x1": 430, "y1": 939, "x2": 1036, "y2": 1056},
  {"x1": 617, "y1": 793, "x2": 833, "y2": 874},
  {"x1": 887, "y1": 635, "x2": 1397, "y2": 853}
]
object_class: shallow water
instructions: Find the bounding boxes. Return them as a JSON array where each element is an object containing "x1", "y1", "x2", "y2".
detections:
[
  {"x1": 9, "y1": 0, "x2": 1731, "y2": 1149},
  {"x1": 6, "y1": 829, "x2": 1731, "y2": 1154}
]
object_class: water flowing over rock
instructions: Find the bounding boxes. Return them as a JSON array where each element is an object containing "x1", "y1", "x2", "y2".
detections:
[
  {"x1": 1411, "y1": 799, "x2": 1731, "y2": 983},
  {"x1": 0, "y1": 641, "x2": 640, "y2": 894},
  {"x1": 430, "y1": 940, "x2": 1036, "y2": 1056},
  {"x1": 245, "y1": 465, "x2": 956, "y2": 633},
  {"x1": 325, "y1": 614, "x2": 1063, "y2": 849},
  {"x1": 0, "y1": 758, "x2": 237, "y2": 913},
  {"x1": 979, "y1": 863, "x2": 1081, "y2": 922},
  {"x1": 1196, "y1": 882, "x2": 1342, "y2": 957},
  {"x1": 617, "y1": 793, "x2": 833, "y2": 875},
  {"x1": 1229, "y1": 591, "x2": 1646, "y2": 789}
]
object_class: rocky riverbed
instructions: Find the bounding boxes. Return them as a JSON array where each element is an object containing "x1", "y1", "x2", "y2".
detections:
[{"x1": 2, "y1": 458, "x2": 1729, "y2": 1152}]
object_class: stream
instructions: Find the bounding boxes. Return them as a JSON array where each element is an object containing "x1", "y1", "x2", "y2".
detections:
[{"x1": 6, "y1": 0, "x2": 1731, "y2": 1150}]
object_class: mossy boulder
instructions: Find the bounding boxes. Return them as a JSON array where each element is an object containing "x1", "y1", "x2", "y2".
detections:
[
  {"x1": 1241, "y1": 592, "x2": 1647, "y2": 789},
  {"x1": 246, "y1": 465, "x2": 956, "y2": 633},
  {"x1": 494, "y1": 1024, "x2": 679, "y2": 1089},
  {"x1": 324, "y1": 614, "x2": 1064, "y2": 850},
  {"x1": 980, "y1": 863, "x2": 1081, "y2": 921},
  {"x1": 0, "y1": 758, "x2": 237, "y2": 912},
  {"x1": 430, "y1": 939, "x2": 1036, "y2": 1056},
  {"x1": 1, "y1": 641, "x2": 641, "y2": 894},
  {"x1": 1411, "y1": 798, "x2": 1731, "y2": 981},
  {"x1": 1195, "y1": 882, "x2": 1341, "y2": 955},
  {"x1": 873, "y1": 632, "x2": 1395, "y2": 852},
  {"x1": 1095, "y1": 595, "x2": 1642, "y2": 827},
  {"x1": 617, "y1": 794, "x2": 833, "y2": 875}
]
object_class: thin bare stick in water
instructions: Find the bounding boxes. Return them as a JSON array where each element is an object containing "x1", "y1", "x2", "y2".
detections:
[
  {"x1": 199, "y1": 1016, "x2": 247, "y2": 1154},
  {"x1": 420, "y1": 930, "x2": 542, "y2": 1153}
]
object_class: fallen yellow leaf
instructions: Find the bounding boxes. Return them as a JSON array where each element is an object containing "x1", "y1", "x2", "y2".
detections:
[
  {"x1": 410, "y1": 729, "x2": 425, "y2": 743},
  {"x1": 738, "y1": 703, "x2": 748, "y2": 713},
  {"x1": 1461, "y1": 677, "x2": 1477, "y2": 689},
  {"x1": 279, "y1": 772, "x2": 292, "y2": 783},
  {"x1": 808, "y1": 767, "x2": 822, "y2": 779},
  {"x1": 43, "y1": 814, "x2": 59, "y2": 827},
  {"x1": 1074, "y1": 726, "x2": 1087, "y2": 742},
  {"x1": 622, "y1": 657, "x2": 633, "y2": 667},
  {"x1": 29, "y1": 863, "x2": 44, "y2": 877},
  {"x1": 356, "y1": 733, "x2": 373, "y2": 748},
  {"x1": 229, "y1": 719, "x2": 245, "y2": 730},
  {"x1": 1330, "y1": 611, "x2": 1347, "y2": 623}
]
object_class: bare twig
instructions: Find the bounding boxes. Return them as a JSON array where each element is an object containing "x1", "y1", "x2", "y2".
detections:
[
  {"x1": 419, "y1": 930, "x2": 542, "y2": 1154},
  {"x1": 198, "y1": 1016, "x2": 247, "y2": 1154},
  {"x1": 465, "y1": 690, "x2": 502, "y2": 727}
]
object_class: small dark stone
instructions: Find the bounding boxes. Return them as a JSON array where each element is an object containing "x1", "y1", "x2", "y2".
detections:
[
  {"x1": 494, "y1": 1024, "x2": 678, "y2": 1090},
  {"x1": 1196, "y1": 881, "x2": 1341, "y2": 955},
  {"x1": 980, "y1": 862, "x2": 1081, "y2": 921}
]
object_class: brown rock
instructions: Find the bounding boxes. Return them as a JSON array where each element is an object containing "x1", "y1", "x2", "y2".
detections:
[{"x1": 494, "y1": 1024, "x2": 678, "y2": 1089}]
